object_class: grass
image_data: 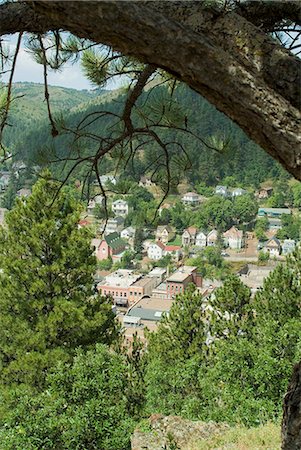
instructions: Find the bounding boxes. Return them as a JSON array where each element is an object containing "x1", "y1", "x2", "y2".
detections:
[{"x1": 188, "y1": 422, "x2": 281, "y2": 450}]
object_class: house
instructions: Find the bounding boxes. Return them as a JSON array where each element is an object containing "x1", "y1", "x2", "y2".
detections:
[
  {"x1": 282, "y1": 239, "x2": 296, "y2": 255},
  {"x1": 156, "y1": 225, "x2": 175, "y2": 244},
  {"x1": 231, "y1": 188, "x2": 247, "y2": 197},
  {"x1": 139, "y1": 176, "x2": 154, "y2": 187},
  {"x1": 112, "y1": 199, "x2": 129, "y2": 217},
  {"x1": 92, "y1": 232, "x2": 126, "y2": 260},
  {"x1": 223, "y1": 226, "x2": 243, "y2": 250},
  {"x1": 78, "y1": 219, "x2": 91, "y2": 229},
  {"x1": 0, "y1": 172, "x2": 10, "y2": 190},
  {"x1": 94, "y1": 175, "x2": 117, "y2": 186},
  {"x1": 121, "y1": 227, "x2": 136, "y2": 240},
  {"x1": 87, "y1": 195, "x2": 104, "y2": 214},
  {"x1": 142, "y1": 239, "x2": 152, "y2": 252},
  {"x1": 181, "y1": 192, "x2": 200, "y2": 206},
  {"x1": 148, "y1": 241, "x2": 165, "y2": 260},
  {"x1": 263, "y1": 237, "x2": 281, "y2": 257},
  {"x1": 16, "y1": 188, "x2": 31, "y2": 198},
  {"x1": 182, "y1": 226, "x2": 198, "y2": 246},
  {"x1": 195, "y1": 231, "x2": 207, "y2": 248},
  {"x1": 164, "y1": 245, "x2": 182, "y2": 262},
  {"x1": 104, "y1": 216, "x2": 125, "y2": 235},
  {"x1": 215, "y1": 185, "x2": 228, "y2": 197},
  {"x1": 257, "y1": 208, "x2": 291, "y2": 230},
  {"x1": 0, "y1": 207, "x2": 7, "y2": 226},
  {"x1": 256, "y1": 187, "x2": 273, "y2": 199},
  {"x1": 207, "y1": 229, "x2": 218, "y2": 246},
  {"x1": 257, "y1": 207, "x2": 291, "y2": 218}
]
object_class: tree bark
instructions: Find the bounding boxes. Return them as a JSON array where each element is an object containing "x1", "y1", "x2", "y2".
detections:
[
  {"x1": 0, "y1": 0, "x2": 300, "y2": 180},
  {"x1": 282, "y1": 361, "x2": 301, "y2": 449}
]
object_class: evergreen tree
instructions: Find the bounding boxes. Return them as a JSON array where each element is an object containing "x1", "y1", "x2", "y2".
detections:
[
  {"x1": 0, "y1": 345, "x2": 134, "y2": 450},
  {"x1": 0, "y1": 174, "x2": 120, "y2": 389}
]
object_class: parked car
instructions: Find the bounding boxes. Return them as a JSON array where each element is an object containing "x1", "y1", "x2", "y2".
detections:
[{"x1": 221, "y1": 251, "x2": 230, "y2": 257}]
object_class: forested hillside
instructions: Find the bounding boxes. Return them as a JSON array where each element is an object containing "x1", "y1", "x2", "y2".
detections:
[
  {"x1": 4, "y1": 82, "x2": 286, "y2": 189},
  {"x1": 2, "y1": 82, "x2": 101, "y2": 148}
]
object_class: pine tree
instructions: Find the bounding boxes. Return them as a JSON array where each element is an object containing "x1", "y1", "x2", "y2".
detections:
[{"x1": 0, "y1": 174, "x2": 120, "y2": 388}]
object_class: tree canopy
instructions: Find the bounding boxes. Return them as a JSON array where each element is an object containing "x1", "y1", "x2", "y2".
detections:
[{"x1": 0, "y1": 0, "x2": 300, "y2": 179}]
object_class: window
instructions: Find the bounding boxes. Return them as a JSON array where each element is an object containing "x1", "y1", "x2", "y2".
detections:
[
  {"x1": 120, "y1": 292, "x2": 123, "y2": 297},
  {"x1": 124, "y1": 292, "x2": 127, "y2": 297}
]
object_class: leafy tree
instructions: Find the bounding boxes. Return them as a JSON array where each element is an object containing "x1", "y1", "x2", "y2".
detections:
[
  {"x1": 97, "y1": 256, "x2": 113, "y2": 271},
  {"x1": 233, "y1": 194, "x2": 258, "y2": 224},
  {"x1": 0, "y1": 345, "x2": 135, "y2": 450},
  {"x1": 292, "y1": 182, "x2": 301, "y2": 208},
  {"x1": 0, "y1": 175, "x2": 120, "y2": 389},
  {"x1": 119, "y1": 250, "x2": 135, "y2": 269},
  {"x1": 276, "y1": 214, "x2": 301, "y2": 241},
  {"x1": 255, "y1": 216, "x2": 269, "y2": 241},
  {"x1": 258, "y1": 250, "x2": 270, "y2": 263}
]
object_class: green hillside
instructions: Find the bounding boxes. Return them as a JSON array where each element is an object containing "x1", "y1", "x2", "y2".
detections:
[
  {"x1": 2, "y1": 82, "x2": 103, "y2": 147},
  {"x1": 4, "y1": 82, "x2": 286, "y2": 188}
]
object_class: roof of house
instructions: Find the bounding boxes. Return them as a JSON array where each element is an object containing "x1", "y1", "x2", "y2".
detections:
[
  {"x1": 186, "y1": 226, "x2": 198, "y2": 235},
  {"x1": 157, "y1": 225, "x2": 173, "y2": 233},
  {"x1": 216, "y1": 185, "x2": 227, "y2": 191},
  {"x1": 183, "y1": 191, "x2": 199, "y2": 197},
  {"x1": 91, "y1": 238, "x2": 102, "y2": 248},
  {"x1": 265, "y1": 237, "x2": 281, "y2": 248},
  {"x1": 165, "y1": 245, "x2": 181, "y2": 252},
  {"x1": 207, "y1": 229, "x2": 218, "y2": 238},
  {"x1": 258, "y1": 207, "x2": 291, "y2": 215},
  {"x1": 105, "y1": 232, "x2": 126, "y2": 249},
  {"x1": 282, "y1": 239, "x2": 296, "y2": 247},
  {"x1": 155, "y1": 241, "x2": 166, "y2": 251},
  {"x1": 223, "y1": 226, "x2": 243, "y2": 239},
  {"x1": 112, "y1": 199, "x2": 128, "y2": 206}
]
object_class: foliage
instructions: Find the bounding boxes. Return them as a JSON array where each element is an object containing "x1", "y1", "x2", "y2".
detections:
[
  {"x1": 97, "y1": 256, "x2": 113, "y2": 270},
  {"x1": 255, "y1": 216, "x2": 269, "y2": 241},
  {"x1": 0, "y1": 345, "x2": 135, "y2": 450},
  {"x1": 276, "y1": 213, "x2": 301, "y2": 241},
  {"x1": 0, "y1": 174, "x2": 120, "y2": 389}
]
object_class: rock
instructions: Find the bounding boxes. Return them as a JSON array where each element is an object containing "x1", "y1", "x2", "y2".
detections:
[
  {"x1": 131, "y1": 415, "x2": 228, "y2": 450},
  {"x1": 282, "y1": 361, "x2": 301, "y2": 449}
]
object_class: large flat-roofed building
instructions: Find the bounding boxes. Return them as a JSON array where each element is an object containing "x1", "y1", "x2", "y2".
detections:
[
  {"x1": 128, "y1": 277, "x2": 157, "y2": 303},
  {"x1": 98, "y1": 270, "x2": 160, "y2": 307},
  {"x1": 98, "y1": 269, "x2": 141, "y2": 307},
  {"x1": 122, "y1": 296, "x2": 174, "y2": 341},
  {"x1": 166, "y1": 266, "x2": 202, "y2": 299}
]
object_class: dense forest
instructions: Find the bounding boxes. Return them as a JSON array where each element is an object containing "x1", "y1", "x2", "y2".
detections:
[{"x1": 2, "y1": 82, "x2": 287, "y2": 192}]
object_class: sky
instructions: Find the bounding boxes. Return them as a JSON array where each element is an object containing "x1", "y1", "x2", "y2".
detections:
[{"x1": 1, "y1": 34, "x2": 98, "y2": 91}]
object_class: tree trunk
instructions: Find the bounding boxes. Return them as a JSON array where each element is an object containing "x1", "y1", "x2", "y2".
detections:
[
  {"x1": 282, "y1": 361, "x2": 301, "y2": 449},
  {"x1": 0, "y1": 1, "x2": 300, "y2": 179}
]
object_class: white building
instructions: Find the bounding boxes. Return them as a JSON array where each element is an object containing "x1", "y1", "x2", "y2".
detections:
[
  {"x1": 181, "y1": 192, "x2": 200, "y2": 205},
  {"x1": 231, "y1": 188, "x2": 247, "y2": 197},
  {"x1": 223, "y1": 226, "x2": 243, "y2": 250},
  {"x1": 112, "y1": 199, "x2": 129, "y2": 217},
  {"x1": 148, "y1": 241, "x2": 165, "y2": 260},
  {"x1": 104, "y1": 217, "x2": 124, "y2": 235},
  {"x1": 207, "y1": 229, "x2": 218, "y2": 246},
  {"x1": 121, "y1": 227, "x2": 136, "y2": 240},
  {"x1": 282, "y1": 239, "x2": 296, "y2": 255},
  {"x1": 195, "y1": 231, "x2": 207, "y2": 248},
  {"x1": 215, "y1": 185, "x2": 228, "y2": 197}
]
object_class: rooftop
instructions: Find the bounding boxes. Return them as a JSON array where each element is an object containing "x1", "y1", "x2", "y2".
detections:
[
  {"x1": 100, "y1": 269, "x2": 141, "y2": 288},
  {"x1": 131, "y1": 277, "x2": 153, "y2": 288}
]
